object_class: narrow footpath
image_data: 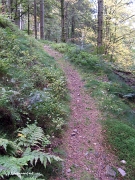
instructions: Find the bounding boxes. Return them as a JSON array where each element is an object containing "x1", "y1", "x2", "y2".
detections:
[{"x1": 44, "y1": 45, "x2": 118, "y2": 180}]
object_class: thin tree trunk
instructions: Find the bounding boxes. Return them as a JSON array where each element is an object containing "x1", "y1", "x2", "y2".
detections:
[
  {"x1": 65, "y1": 2, "x2": 68, "y2": 41},
  {"x1": 61, "y1": 0, "x2": 66, "y2": 42},
  {"x1": 97, "y1": 0, "x2": 103, "y2": 51},
  {"x1": 34, "y1": 0, "x2": 37, "y2": 39},
  {"x1": 40, "y1": 0, "x2": 45, "y2": 39},
  {"x1": 14, "y1": 0, "x2": 20, "y2": 27},
  {"x1": 2, "y1": 0, "x2": 6, "y2": 13},
  {"x1": 28, "y1": 2, "x2": 30, "y2": 35},
  {"x1": 71, "y1": 7, "x2": 75, "y2": 43}
]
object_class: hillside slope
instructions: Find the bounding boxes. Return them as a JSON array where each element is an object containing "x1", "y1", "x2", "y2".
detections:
[{"x1": 0, "y1": 16, "x2": 68, "y2": 179}]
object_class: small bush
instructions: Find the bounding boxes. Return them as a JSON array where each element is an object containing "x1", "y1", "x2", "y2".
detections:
[
  {"x1": 51, "y1": 42, "x2": 75, "y2": 54},
  {"x1": 67, "y1": 49, "x2": 102, "y2": 71}
]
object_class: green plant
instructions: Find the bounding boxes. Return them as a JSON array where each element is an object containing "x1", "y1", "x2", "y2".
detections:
[
  {"x1": 49, "y1": 42, "x2": 76, "y2": 54},
  {"x1": 0, "y1": 124, "x2": 62, "y2": 180},
  {"x1": 0, "y1": 16, "x2": 68, "y2": 133},
  {"x1": 0, "y1": 138, "x2": 17, "y2": 155},
  {"x1": 67, "y1": 49, "x2": 102, "y2": 72},
  {"x1": 16, "y1": 123, "x2": 51, "y2": 148}
]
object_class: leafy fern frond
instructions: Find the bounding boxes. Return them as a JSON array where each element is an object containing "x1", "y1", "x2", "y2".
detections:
[
  {"x1": 0, "y1": 155, "x2": 28, "y2": 178},
  {"x1": 0, "y1": 138, "x2": 18, "y2": 155},
  {"x1": 23, "y1": 147, "x2": 62, "y2": 168},
  {"x1": 16, "y1": 124, "x2": 45, "y2": 148}
]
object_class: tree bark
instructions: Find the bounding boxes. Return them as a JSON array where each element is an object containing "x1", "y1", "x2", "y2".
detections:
[
  {"x1": 14, "y1": 0, "x2": 20, "y2": 27},
  {"x1": 1, "y1": 0, "x2": 6, "y2": 13},
  {"x1": 28, "y1": 2, "x2": 30, "y2": 35},
  {"x1": 61, "y1": 0, "x2": 66, "y2": 42},
  {"x1": 97, "y1": 0, "x2": 103, "y2": 50},
  {"x1": 40, "y1": 0, "x2": 45, "y2": 39},
  {"x1": 71, "y1": 7, "x2": 75, "y2": 43},
  {"x1": 34, "y1": 0, "x2": 37, "y2": 39}
]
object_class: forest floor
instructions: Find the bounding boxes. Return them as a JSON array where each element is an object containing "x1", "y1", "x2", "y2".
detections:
[{"x1": 44, "y1": 45, "x2": 119, "y2": 180}]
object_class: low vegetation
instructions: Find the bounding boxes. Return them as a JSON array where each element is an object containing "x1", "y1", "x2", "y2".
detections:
[
  {"x1": 0, "y1": 16, "x2": 69, "y2": 179},
  {"x1": 52, "y1": 42, "x2": 135, "y2": 179}
]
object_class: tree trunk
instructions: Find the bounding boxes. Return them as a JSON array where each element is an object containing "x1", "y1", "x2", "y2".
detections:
[
  {"x1": 97, "y1": 0, "x2": 103, "y2": 51},
  {"x1": 27, "y1": 5, "x2": 30, "y2": 34},
  {"x1": 65, "y1": 2, "x2": 68, "y2": 41},
  {"x1": 7, "y1": 0, "x2": 11, "y2": 16},
  {"x1": 71, "y1": 7, "x2": 75, "y2": 43},
  {"x1": 14, "y1": 0, "x2": 20, "y2": 27},
  {"x1": 2, "y1": 0, "x2": 6, "y2": 13},
  {"x1": 61, "y1": 0, "x2": 66, "y2": 42},
  {"x1": 40, "y1": 0, "x2": 45, "y2": 39},
  {"x1": 34, "y1": 0, "x2": 37, "y2": 39}
]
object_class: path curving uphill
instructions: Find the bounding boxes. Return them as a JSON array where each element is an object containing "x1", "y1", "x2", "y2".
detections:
[{"x1": 44, "y1": 45, "x2": 118, "y2": 180}]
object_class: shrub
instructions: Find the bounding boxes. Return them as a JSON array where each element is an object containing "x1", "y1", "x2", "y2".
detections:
[{"x1": 67, "y1": 49, "x2": 102, "y2": 71}]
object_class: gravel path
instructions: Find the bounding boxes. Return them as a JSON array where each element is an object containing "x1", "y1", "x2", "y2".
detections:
[{"x1": 44, "y1": 45, "x2": 119, "y2": 180}]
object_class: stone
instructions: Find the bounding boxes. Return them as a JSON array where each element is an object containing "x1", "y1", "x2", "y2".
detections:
[
  {"x1": 120, "y1": 160, "x2": 126, "y2": 164},
  {"x1": 84, "y1": 152, "x2": 89, "y2": 156},
  {"x1": 102, "y1": 153, "x2": 107, "y2": 161},
  {"x1": 29, "y1": 93, "x2": 42, "y2": 104},
  {"x1": 106, "y1": 165, "x2": 116, "y2": 177},
  {"x1": 11, "y1": 78, "x2": 16, "y2": 83},
  {"x1": 74, "y1": 164, "x2": 79, "y2": 167},
  {"x1": 95, "y1": 152, "x2": 100, "y2": 158},
  {"x1": 67, "y1": 168, "x2": 71, "y2": 173},
  {"x1": 118, "y1": 168, "x2": 126, "y2": 176},
  {"x1": 71, "y1": 132, "x2": 76, "y2": 136},
  {"x1": 73, "y1": 129, "x2": 78, "y2": 133}
]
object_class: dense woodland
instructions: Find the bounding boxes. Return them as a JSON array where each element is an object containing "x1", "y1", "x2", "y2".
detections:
[
  {"x1": 0, "y1": 0, "x2": 135, "y2": 70},
  {"x1": 0, "y1": 0, "x2": 135, "y2": 179}
]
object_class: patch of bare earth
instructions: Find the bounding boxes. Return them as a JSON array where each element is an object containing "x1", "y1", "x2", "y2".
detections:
[{"x1": 44, "y1": 45, "x2": 119, "y2": 180}]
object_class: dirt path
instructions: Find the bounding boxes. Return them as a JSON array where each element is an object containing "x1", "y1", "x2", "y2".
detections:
[{"x1": 44, "y1": 45, "x2": 118, "y2": 180}]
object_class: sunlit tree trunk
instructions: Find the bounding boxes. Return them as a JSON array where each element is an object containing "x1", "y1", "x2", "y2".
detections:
[
  {"x1": 97, "y1": 0, "x2": 103, "y2": 51},
  {"x1": 40, "y1": 0, "x2": 45, "y2": 39}
]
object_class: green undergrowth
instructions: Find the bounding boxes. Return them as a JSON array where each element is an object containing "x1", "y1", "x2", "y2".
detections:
[
  {"x1": 53, "y1": 43, "x2": 135, "y2": 179},
  {"x1": 0, "y1": 16, "x2": 69, "y2": 179},
  {"x1": 50, "y1": 42, "x2": 76, "y2": 54}
]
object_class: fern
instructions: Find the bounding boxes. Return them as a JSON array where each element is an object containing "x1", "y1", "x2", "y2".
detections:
[
  {"x1": 16, "y1": 124, "x2": 50, "y2": 148},
  {"x1": 9, "y1": 172, "x2": 44, "y2": 180},
  {"x1": 0, "y1": 124, "x2": 62, "y2": 179},
  {"x1": 0, "y1": 124, "x2": 62, "y2": 180},
  {"x1": 23, "y1": 147, "x2": 62, "y2": 168},
  {"x1": 0, "y1": 155, "x2": 28, "y2": 178},
  {"x1": 0, "y1": 148, "x2": 62, "y2": 179},
  {"x1": 0, "y1": 138, "x2": 18, "y2": 155}
]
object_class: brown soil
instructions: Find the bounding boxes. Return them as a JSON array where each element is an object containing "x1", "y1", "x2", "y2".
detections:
[{"x1": 44, "y1": 45, "x2": 119, "y2": 180}]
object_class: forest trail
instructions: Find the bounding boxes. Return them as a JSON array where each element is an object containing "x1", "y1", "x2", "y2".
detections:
[{"x1": 44, "y1": 45, "x2": 118, "y2": 180}]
